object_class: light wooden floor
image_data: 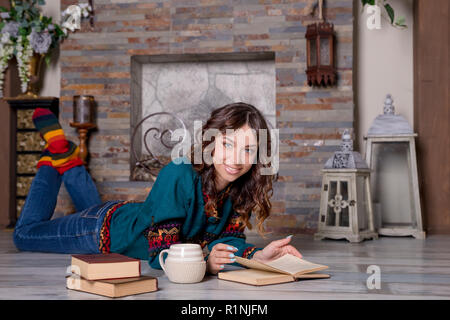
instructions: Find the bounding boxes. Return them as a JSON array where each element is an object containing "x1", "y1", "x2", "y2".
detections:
[{"x1": 1, "y1": 229, "x2": 450, "y2": 300}]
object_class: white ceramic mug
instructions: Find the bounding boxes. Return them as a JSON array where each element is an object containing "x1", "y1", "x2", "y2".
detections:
[{"x1": 159, "y1": 244, "x2": 206, "y2": 283}]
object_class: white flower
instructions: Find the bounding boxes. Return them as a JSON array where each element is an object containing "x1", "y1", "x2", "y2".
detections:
[
  {"x1": 1, "y1": 32, "x2": 10, "y2": 44},
  {"x1": 62, "y1": 21, "x2": 76, "y2": 32},
  {"x1": 0, "y1": 41, "x2": 13, "y2": 97},
  {"x1": 13, "y1": 37, "x2": 33, "y2": 93},
  {"x1": 79, "y1": 3, "x2": 92, "y2": 11}
]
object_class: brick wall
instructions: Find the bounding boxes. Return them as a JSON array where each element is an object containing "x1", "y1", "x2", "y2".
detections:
[{"x1": 56, "y1": 0, "x2": 354, "y2": 236}]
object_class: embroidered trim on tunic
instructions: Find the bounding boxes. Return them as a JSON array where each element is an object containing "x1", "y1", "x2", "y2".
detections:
[
  {"x1": 144, "y1": 220, "x2": 183, "y2": 257},
  {"x1": 219, "y1": 211, "x2": 246, "y2": 239},
  {"x1": 202, "y1": 183, "x2": 232, "y2": 218},
  {"x1": 242, "y1": 246, "x2": 258, "y2": 259},
  {"x1": 197, "y1": 183, "x2": 245, "y2": 248},
  {"x1": 203, "y1": 185, "x2": 254, "y2": 255},
  {"x1": 99, "y1": 200, "x2": 135, "y2": 253}
]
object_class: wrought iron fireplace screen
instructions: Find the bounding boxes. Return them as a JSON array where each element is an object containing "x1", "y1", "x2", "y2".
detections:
[{"x1": 131, "y1": 112, "x2": 187, "y2": 180}]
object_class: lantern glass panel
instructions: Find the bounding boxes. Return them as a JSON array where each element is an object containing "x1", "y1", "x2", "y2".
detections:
[
  {"x1": 370, "y1": 142, "x2": 416, "y2": 228},
  {"x1": 310, "y1": 38, "x2": 317, "y2": 66},
  {"x1": 320, "y1": 37, "x2": 330, "y2": 66},
  {"x1": 326, "y1": 180, "x2": 337, "y2": 226},
  {"x1": 339, "y1": 181, "x2": 349, "y2": 227},
  {"x1": 356, "y1": 175, "x2": 368, "y2": 231}
]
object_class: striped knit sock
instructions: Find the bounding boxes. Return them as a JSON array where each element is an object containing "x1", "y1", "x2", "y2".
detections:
[{"x1": 32, "y1": 108, "x2": 83, "y2": 174}]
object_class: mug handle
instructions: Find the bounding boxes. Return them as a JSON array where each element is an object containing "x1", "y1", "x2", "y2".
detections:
[{"x1": 159, "y1": 249, "x2": 170, "y2": 272}]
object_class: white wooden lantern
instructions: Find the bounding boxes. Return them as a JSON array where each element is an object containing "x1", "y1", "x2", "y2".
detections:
[
  {"x1": 364, "y1": 94, "x2": 425, "y2": 239},
  {"x1": 315, "y1": 130, "x2": 378, "y2": 242}
]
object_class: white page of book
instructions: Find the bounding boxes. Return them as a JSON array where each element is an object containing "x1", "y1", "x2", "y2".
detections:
[
  {"x1": 265, "y1": 254, "x2": 328, "y2": 276},
  {"x1": 234, "y1": 256, "x2": 287, "y2": 274},
  {"x1": 235, "y1": 254, "x2": 328, "y2": 276}
]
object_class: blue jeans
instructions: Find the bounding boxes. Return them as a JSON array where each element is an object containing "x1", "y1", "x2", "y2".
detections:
[{"x1": 13, "y1": 165, "x2": 120, "y2": 254}]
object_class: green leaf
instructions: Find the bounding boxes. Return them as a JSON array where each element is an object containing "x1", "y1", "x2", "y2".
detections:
[
  {"x1": 384, "y1": 3, "x2": 395, "y2": 24},
  {"x1": 44, "y1": 54, "x2": 51, "y2": 66},
  {"x1": 29, "y1": 8, "x2": 40, "y2": 19},
  {"x1": 395, "y1": 23, "x2": 407, "y2": 28},
  {"x1": 395, "y1": 16, "x2": 406, "y2": 26},
  {"x1": 19, "y1": 27, "x2": 28, "y2": 36},
  {"x1": 0, "y1": 6, "x2": 8, "y2": 12},
  {"x1": 15, "y1": 6, "x2": 24, "y2": 19},
  {"x1": 54, "y1": 24, "x2": 64, "y2": 37},
  {"x1": 361, "y1": 0, "x2": 375, "y2": 6}
]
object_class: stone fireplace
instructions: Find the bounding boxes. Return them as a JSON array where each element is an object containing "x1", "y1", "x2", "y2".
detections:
[
  {"x1": 130, "y1": 52, "x2": 276, "y2": 180},
  {"x1": 57, "y1": 0, "x2": 354, "y2": 235}
]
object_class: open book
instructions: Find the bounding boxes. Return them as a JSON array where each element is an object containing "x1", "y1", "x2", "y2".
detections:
[{"x1": 218, "y1": 254, "x2": 330, "y2": 286}]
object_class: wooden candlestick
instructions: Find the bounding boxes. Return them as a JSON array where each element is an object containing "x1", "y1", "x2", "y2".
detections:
[{"x1": 70, "y1": 122, "x2": 96, "y2": 166}]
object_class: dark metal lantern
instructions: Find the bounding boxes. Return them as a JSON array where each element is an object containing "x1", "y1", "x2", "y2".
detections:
[
  {"x1": 73, "y1": 95, "x2": 95, "y2": 124},
  {"x1": 305, "y1": 21, "x2": 336, "y2": 86}
]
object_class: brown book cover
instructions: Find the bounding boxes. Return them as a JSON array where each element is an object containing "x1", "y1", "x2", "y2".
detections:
[
  {"x1": 72, "y1": 253, "x2": 138, "y2": 264},
  {"x1": 218, "y1": 254, "x2": 330, "y2": 286},
  {"x1": 70, "y1": 253, "x2": 141, "y2": 281},
  {"x1": 66, "y1": 275, "x2": 158, "y2": 298}
]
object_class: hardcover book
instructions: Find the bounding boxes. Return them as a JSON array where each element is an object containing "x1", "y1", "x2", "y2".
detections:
[
  {"x1": 218, "y1": 254, "x2": 330, "y2": 286},
  {"x1": 70, "y1": 253, "x2": 141, "y2": 281},
  {"x1": 66, "y1": 275, "x2": 158, "y2": 298}
]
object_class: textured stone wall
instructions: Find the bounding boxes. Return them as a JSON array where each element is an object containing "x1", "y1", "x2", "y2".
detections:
[{"x1": 56, "y1": 0, "x2": 354, "y2": 236}]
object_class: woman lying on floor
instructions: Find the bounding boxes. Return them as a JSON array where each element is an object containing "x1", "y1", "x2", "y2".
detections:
[{"x1": 13, "y1": 102, "x2": 302, "y2": 274}]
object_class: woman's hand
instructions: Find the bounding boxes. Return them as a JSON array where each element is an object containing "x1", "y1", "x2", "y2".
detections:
[
  {"x1": 251, "y1": 236, "x2": 302, "y2": 264},
  {"x1": 206, "y1": 243, "x2": 238, "y2": 275}
]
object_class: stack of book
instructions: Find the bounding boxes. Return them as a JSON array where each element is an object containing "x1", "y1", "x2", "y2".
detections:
[{"x1": 66, "y1": 253, "x2": 158, "y2": 298}]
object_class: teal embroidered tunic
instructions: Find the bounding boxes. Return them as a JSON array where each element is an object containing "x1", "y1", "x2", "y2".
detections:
[{"x1": 107, "y1": 156, "x2": 262, "y2": 269}]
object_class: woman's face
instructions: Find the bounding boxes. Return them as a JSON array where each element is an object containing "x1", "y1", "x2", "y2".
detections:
[{"x1": 212, "y1": 123, "x2": 258, "y2": 184}]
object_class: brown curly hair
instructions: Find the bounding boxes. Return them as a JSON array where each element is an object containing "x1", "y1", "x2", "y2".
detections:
[{"x1": 188, "y1": 102, "x2": 277, "y2": 237}]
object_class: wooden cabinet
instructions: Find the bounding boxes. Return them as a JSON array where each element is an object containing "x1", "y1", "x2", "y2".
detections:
[
  {"x1": 414, "y1": 0, "x2": 450, "y2": 233},
  {"x1": 4, "y1": 97, "x2": 59, "y2": 228}
]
